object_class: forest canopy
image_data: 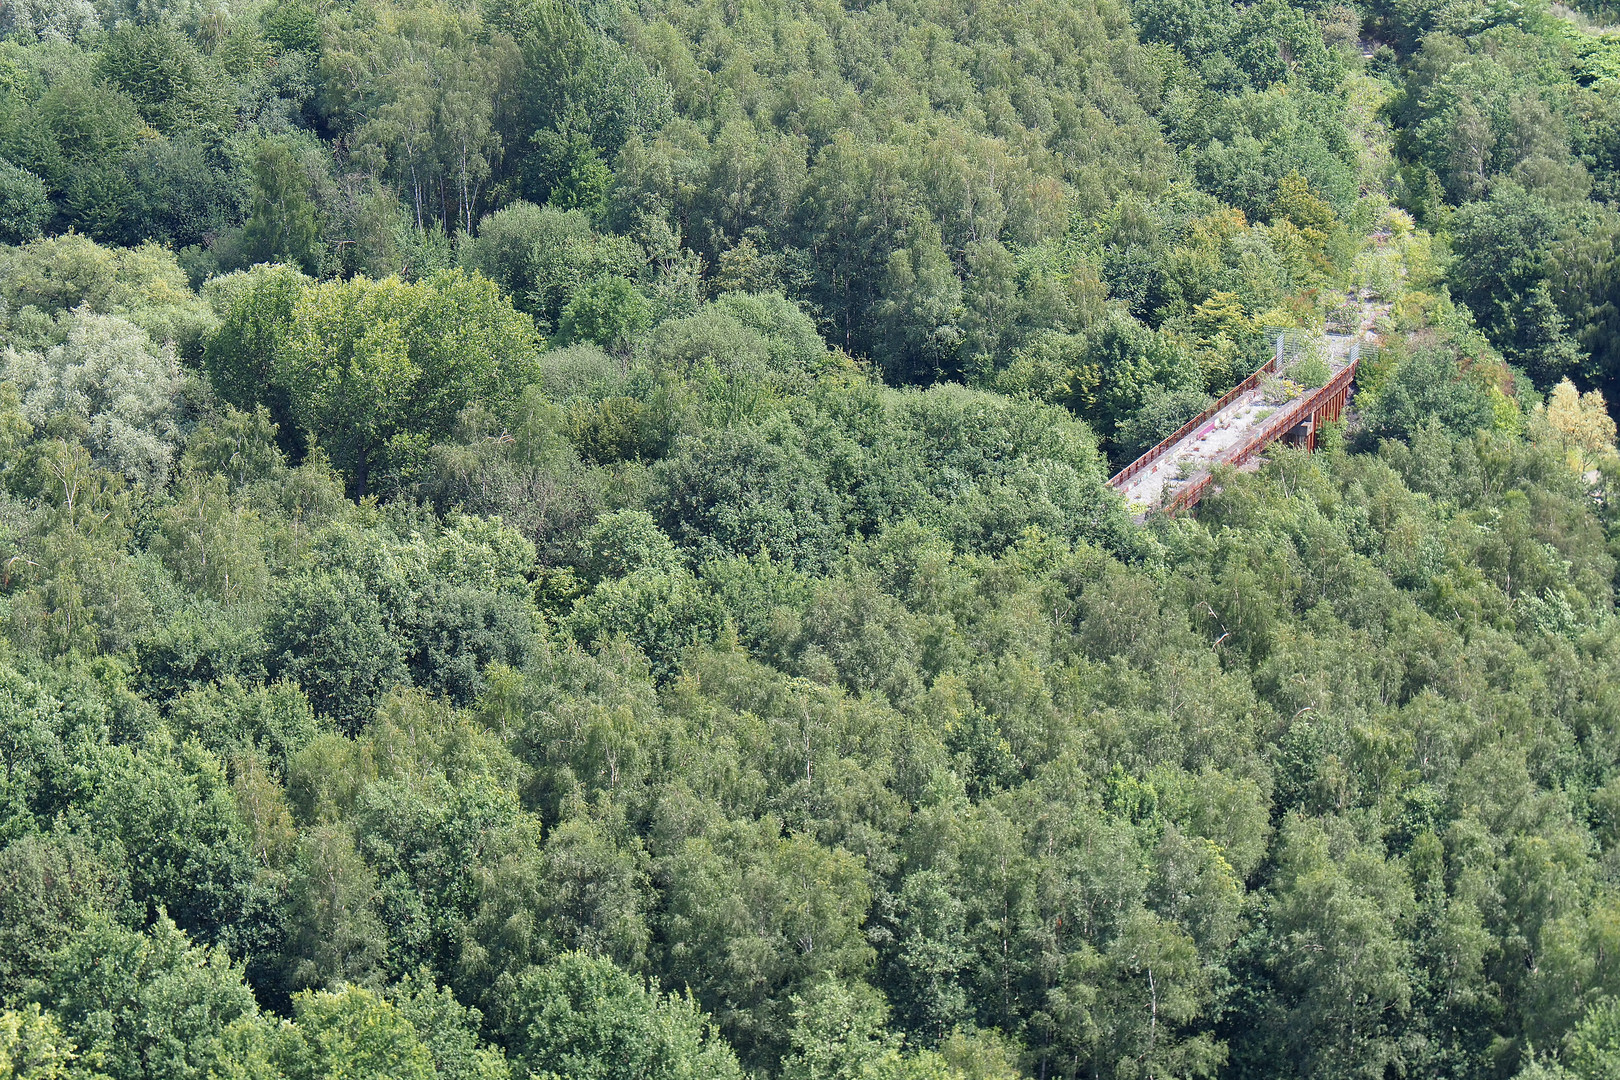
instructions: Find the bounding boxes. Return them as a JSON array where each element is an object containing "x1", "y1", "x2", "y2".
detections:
[{"x1": 4, "y1": 0, "x2": 1620, "y2": 1077}]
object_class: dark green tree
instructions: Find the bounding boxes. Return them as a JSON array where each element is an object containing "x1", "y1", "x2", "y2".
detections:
[
  {"x1": 241, "y1": 140, "x2": 322, "y2": 275},
  {"x1": 1360, "y1": 346, "x2": 1497, "y2": 443},
  {"x1": 0, "y1": 160, "x2": 48, "y2": 243}
]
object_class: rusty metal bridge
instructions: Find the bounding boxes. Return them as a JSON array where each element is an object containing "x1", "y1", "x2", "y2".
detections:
[{"x1": 1110, "y1": 317, "x2": 1379, "y2": 518}]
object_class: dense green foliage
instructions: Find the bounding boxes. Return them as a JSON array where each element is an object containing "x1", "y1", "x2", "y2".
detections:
[{"x1": 3, "y1": 0, "x2": 1620, "y2": 1077}]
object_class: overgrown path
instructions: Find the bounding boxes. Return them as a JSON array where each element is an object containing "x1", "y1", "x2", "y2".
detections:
[{"x1": 1111, "y1": 296, "x2": 1388, "y2": 517}]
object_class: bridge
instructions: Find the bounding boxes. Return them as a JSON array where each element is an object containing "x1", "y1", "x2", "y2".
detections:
[{"x1": 1110, "y1": 309, "x2": 1381, "y2": 517}]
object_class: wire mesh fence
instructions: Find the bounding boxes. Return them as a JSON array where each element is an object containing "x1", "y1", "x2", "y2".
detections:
[{"x1": 1263, "y1": 328, "x2": 1315, "y2": 367}]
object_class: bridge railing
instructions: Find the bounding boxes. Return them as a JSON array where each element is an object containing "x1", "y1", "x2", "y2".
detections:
[
  {"x1": 1239, "y1": 356, "x2": 1358, "y2": 460},
  {"x1": 1108, "y1": 350, "x2": 1281, "y2": 488},
  {"x1": 1161, "y1": 355, "x2": 1361, "y2": 515}
]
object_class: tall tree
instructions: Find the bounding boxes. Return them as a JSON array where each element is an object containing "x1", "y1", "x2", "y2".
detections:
[
  {"x1": 241, "y1": 141, "x2": 321, "y2": 274},
  {"x1": 273, "y1": 270, "x2": 537, "y2": 494}
]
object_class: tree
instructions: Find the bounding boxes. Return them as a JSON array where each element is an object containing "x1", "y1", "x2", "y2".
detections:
[
  {"x1": 1112, "y1": 386, "x2": 1213, "y2": 464},
  {"x1": 502, "y1": 953, "x2": 742, "y2": 1080},
  {"x1": 462, "y1": 202, "x2": 644, "y2": 331},
  {"x1": 324, "y1": 0, "x2": 517, "y2": 234},
  {"x1": 241, "y1": 141, "x2": 321, "y2": 275},
  {"x1": 526, "y1": 129, "x2": 613, "y2": 217},
  {"x1": 651, "y1": 426, "x2": 844, "y2": 573},
  {"x1": 577, "y1": 510, "x2": 681, "y2": 583},
  {"x1": 874, "y1": 220, "x2": 965, "y2": 384},
  {"x1": 2, "y1": 312, "x2": 191, "y2": 489},
  {"x1": 1568, "y1": 997, "x2": 1620, "y2": 1080},
  {"x1": 1258, "y1": 817, "x2": 1414, "y2": 1080},
  {"x1": 273, "y1": 270, "x2": 538, "y2": 495},
  {"x1": 1272, "y1": 172, "x2": 1338, "y2": 256},
  {"x1": 1090, "y1": 907, "x2": 1226, "y2": 1080},
  {"x1": 389, "y1": 973, "x2": 511, "y2": 1080},
  {"x1": 265, "y1": 571, "x2": 408, "y2": 733},
  {"x1": 2, "y1": 442, "x2": 148, "y2": 657},
  {"x1": 404, "y1": 581, "x2": 536, "y2": 705},
  {"x1": 556, "y1": 276, "x2": 651, "y2": 353},
  {"x1": 0, "y1": 160, "x2": 49, "y2": 244},
  {"x1": 276, "y1": 986, "x2": 434, "y2": 1080},
  {"x1": 780, "y1": 979, "x2": 903, "y2": 1080},
  {"x1": 533, "y1": 816, "x2": 652, "y2": 969},
  {"x1": 1067, "y1": 311, "x2": 1202, "y2": 438},
  {"x1": 659, "y1": 826, "x2": 874, "y2": 1069},
  {"x1": 30, "y1": 77, "x2": 141, "y2": 240},
  {"x1": 149, "y1": 475, "x2": 270, "y2": 605},
  {"x1": 1540, "y1": 379, "x2": 1617, "y2": 474},
  {"x1": 488, "y1": 0, "x2": 669, "y2": 213},
  {"x1": 37, "y1": 917, "x2": 263, "y2": 1080},
  {"x1": 1361, "y1": 346, "x2": 1497, "y2": 443},
  {"x1": 562, "y1": 565, "x2": 722, "y2": 677},
  {"x1": 201, "y1": 265, "x2": 312, "y2": 455},
  {"x1": 0, "y1": 830, "x2": 130, "y2": 1001},
  {"x1": 1449, "y1": 187, "x2": 1578, "y2": 386},
  {"x1": 279, "y1": 824, "x2": 387, "y2": 993},
  {"x1": 0, "y1": 1004, "x2": 84, "y2": 1080},
  {"x1": 96, "y1": 23, "x2": 226, "y2": 139},
  {"x1": 884, "y1": 870, "x2": 971, "y2": 1044},
  {"x1": 0, "y1": 235, "x2": 212, "y2": 343},
  {"x1": 85, "y1": 745, "x2": 271, "y2": 956}
]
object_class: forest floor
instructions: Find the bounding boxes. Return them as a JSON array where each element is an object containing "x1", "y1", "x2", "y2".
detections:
[{"x1": 1116, "y1": 297, "x2": 1386, "y2": 514}]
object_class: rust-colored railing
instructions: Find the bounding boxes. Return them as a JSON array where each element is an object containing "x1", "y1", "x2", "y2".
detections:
[
  {"x1": 1108, "y1": 330, "x2": 1315, "y2": 488},
  {"x1": 1107, "y1": 353, "x2": 1280, "y2": 488},
  {"x1": 1160, "y1": 356, "x2": 1360, "y2": 516}
]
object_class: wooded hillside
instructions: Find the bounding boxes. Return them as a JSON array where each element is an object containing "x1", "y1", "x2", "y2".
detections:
[{"x1": 2, "y1": 0, "x2": 1620, "y2": 1077}]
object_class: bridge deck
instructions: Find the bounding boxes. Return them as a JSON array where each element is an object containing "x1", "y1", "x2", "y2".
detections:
[{"x1": 1111, "y1": 305, "x2": 1381, "y2": 517}]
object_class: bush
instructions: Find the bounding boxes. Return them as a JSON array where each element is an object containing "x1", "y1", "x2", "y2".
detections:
[
  {"x1": 1258, "y1": 372, "x2": 1302, "y2": 404},
  {"x1": 1289, "y1": 354, "x2": 1331, "y2": 388}
]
